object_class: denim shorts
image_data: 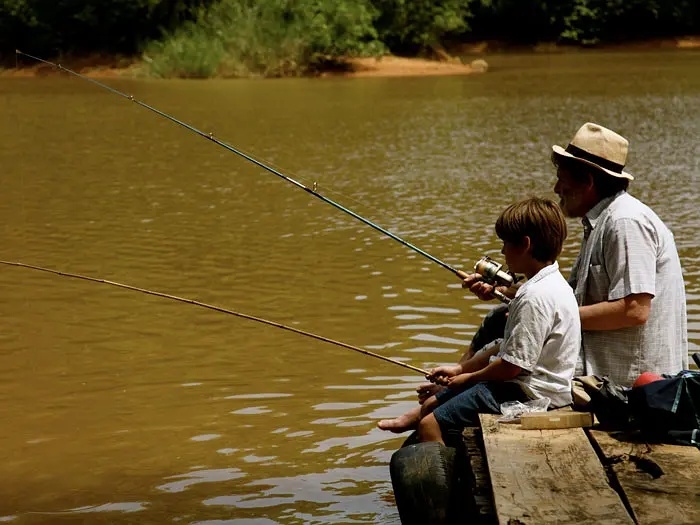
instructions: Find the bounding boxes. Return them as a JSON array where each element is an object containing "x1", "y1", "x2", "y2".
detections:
[{"x1": 432, "y1": 381, "x2": 530, "y2": 431}]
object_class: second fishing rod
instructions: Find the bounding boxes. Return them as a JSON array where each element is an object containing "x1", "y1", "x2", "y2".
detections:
[{"x1": 15, "y1": 51, "x2": 516, "y2": 302}]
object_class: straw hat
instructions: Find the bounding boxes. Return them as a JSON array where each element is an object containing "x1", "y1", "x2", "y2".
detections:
[{"x1": 552, "y1": 122, "x2": 634, "y2": 180}]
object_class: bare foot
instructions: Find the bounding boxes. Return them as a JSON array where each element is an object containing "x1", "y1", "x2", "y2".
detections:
[{"x1": 377, "y1": 414, "x2": 418, "y2": 433}]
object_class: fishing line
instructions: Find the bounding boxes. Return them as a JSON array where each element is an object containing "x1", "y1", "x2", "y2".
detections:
[
  {"x1": 0, "y1": 260, "x2": 429, "y2": 376},
  {"x1": 15, "y1": 50, "x2": 469, "y2": 282}
]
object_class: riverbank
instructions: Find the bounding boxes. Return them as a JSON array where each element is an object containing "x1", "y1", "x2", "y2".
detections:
[
  {"x1": 4, "y1": 36, "x2": 699, "y2": 79},
  {"x1": 3, "y1": 54, "x2": 484, "y2": 79}
]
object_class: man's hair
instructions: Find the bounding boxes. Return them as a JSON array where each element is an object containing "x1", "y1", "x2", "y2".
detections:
[
  {"x1": 551, "y1": 153, "x2": 629, "y2": 198},
  {"x1": 495, "y1": 197, "x2": 567, "y2": 262}
]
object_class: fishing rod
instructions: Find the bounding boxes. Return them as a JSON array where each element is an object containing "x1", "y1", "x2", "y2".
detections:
[
  {"x1": 15, "y1": 51, "x2": 469, "y2": 278},
  {"x1": 15, "y1": 51, "x2": 513, "y2": 303},
  {"x1": 0, "y1": 260, "x2": 429, "y2": 376}
]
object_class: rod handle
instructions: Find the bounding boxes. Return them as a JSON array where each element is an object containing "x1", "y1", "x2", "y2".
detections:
[{"x1": 493, "y1": 289, "x2": 511, "y2": 305}]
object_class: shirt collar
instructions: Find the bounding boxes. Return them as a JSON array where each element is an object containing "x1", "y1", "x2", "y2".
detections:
[
  {"x1": 515, "y1": 261, "x2": 559, "y2": 298},
  {"x1": 583, "y1": 190, "x2": 626, "y2": 231}
]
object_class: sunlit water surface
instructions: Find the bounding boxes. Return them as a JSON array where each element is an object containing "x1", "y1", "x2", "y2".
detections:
[{"x1": 1, "y1": 51, "x2": 699, "y2": 523}]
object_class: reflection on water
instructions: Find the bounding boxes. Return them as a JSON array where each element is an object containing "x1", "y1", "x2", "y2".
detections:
[{"x1": 0, "y1": 51, "x2": 699, "y2": 523}]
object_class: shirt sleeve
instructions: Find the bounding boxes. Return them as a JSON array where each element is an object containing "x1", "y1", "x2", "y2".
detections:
[
  {"x1": 603, "y1": 217, "x2": 657, "y2": 300},
  {"x1": 497, "y1": 298, "x2": 550, "y2": 372}
]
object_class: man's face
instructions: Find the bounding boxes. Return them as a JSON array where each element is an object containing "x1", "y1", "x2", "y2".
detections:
[{"x1": 554, "y1": 166, "x2": 589, "y2": 218}]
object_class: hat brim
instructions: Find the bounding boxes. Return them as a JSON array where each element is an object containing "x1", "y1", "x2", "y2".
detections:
[{"x1": 552, "y1": 145, "x2": 634, "y2": 180}]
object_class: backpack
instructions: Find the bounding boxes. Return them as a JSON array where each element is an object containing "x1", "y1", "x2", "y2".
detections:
[{"x1": 627, "y1": 370, "x2": 700, "y2": 447}]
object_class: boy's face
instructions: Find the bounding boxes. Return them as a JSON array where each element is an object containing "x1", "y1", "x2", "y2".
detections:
[{"x1": 500, "y1": 238, "x2": 528, "y2": 274}]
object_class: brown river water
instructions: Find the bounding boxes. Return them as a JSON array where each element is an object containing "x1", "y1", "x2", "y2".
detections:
[{"x1": 1, "y1": 51, "x2": 699, "y2": 524}]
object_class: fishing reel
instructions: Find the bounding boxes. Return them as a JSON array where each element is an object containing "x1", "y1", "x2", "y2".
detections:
[
  {"x1": 474, "y1": 256, "x2": 520, "y2": 288},
  {"x1": 472, "y1": 256, "x2": 521, "y2": 304}
]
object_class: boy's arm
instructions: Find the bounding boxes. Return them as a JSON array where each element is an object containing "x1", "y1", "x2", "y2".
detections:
[
  {"x1": 429, "y1": 342, "x2": 501, "y2": 383},
  {"x1": 459, "y1": 340, "x2": 501, "y2": 371},
  {"x1": 462, "y1": 273, "x2": 521, "y2": 301},
  {"x1": 447, "y1": 357, "x2": 521, "y2": 388}
]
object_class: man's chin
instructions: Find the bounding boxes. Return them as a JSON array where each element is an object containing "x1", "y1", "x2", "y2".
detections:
[{"x1": 559, "y1": 200, "x2": 576, "y2": 218}]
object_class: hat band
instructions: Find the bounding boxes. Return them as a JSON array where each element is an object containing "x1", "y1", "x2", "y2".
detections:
[{"x1": 565, "y1": 144, "x2": 625, "y2": 174}]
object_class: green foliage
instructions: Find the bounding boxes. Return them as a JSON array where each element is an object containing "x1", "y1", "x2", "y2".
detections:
[
  {"x1": 1, "y1": 0, "x2": 209, "y2": 57},
  {"x1": 1, "y1": 0, "x2": 699, "y2": 72},
  {"x1": 143, "y1": 0, "x2": 384, "y2": 78},
  {"x1": 371, "y1": 0, "x2": 472, "y2": 54},
  {"x1": 558, "y1": 0, "x2": 699, "y2": 44},
  {"x1": 559, "y1": 0, "x2": 603, "y2": 44},
  {"x1": 467, "y1": 0, "x2": 561, "y2": 43}
]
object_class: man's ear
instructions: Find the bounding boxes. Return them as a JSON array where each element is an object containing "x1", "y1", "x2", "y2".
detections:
[{"x1": 522, "y1": 236, "x2": 532, "y2": 254}]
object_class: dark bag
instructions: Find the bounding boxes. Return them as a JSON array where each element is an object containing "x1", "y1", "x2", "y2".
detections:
[
  {"x1": 627, "y1": 369, "x2": 700, "y2": 447},
  {"x1": 573, "y1": 375, "x2": 632, "y2": 429}
]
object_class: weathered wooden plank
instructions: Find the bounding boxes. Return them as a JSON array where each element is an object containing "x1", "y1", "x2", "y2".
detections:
[
  {"x1": 589, "y1": 430, "x2": 700, "y2": 525},
  {"x1": 479, "y1": 414, "x2": 633, "y2": 524}
]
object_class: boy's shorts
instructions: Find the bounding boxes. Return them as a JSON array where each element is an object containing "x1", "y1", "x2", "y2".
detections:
[{"x1": 432, "y1": 381, "x2": 530, "y2": 431}]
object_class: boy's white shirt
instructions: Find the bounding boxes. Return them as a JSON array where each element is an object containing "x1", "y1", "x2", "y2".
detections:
[{"x1": 495, "y1": 261, "x2": 581, "y2": 407}]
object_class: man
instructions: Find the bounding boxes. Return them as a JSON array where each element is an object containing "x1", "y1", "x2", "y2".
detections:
[{"x1": 469, "y1": 122, "x2": 688, "y2": 386}]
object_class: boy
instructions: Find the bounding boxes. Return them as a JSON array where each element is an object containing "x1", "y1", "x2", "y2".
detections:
[{"x1": 378, "y1": 197, "x2": 581, "y2": 444}]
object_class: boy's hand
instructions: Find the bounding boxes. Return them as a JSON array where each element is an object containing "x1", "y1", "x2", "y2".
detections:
[
  {"x1": 426, "y1": 364, "x2": 462, "y2": 385},
  {"x1": 416, "y1": 383, "x2": 444, "y2": 404},
  {"x1": 461, "y1": 273, "x2": 497, "y2": 300},
  {"x1": 447, "y1": 373, "x2": 473, "y2": 388}
]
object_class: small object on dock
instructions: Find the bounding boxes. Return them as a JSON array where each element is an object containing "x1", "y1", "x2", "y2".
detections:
[{"x1": 520, "y1": 410, "x2": 594, "y2": 429}]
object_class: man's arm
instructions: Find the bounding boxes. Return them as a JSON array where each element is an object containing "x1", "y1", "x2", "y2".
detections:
[
  {"x1": 581, "y1": 217, "x2": 655, "y2": 331},
  {"x1": 579, "y1": 293, "x2": 652, "y2": 331}
]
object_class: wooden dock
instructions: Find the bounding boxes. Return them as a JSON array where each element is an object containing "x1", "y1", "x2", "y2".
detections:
[{"x1": 460, "y1": 413, "x2": 700, "y2": 525}]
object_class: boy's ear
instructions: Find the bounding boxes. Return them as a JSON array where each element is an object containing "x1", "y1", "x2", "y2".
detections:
[{"x1": 522, "y1": 235, "x2": 532, "y2": 254}]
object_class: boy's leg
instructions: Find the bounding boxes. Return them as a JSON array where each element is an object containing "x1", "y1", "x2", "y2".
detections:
[
  {"x1": 417, "y1": 382, "x2": 527, "y2": 443},
  {"x1": 377, "y1": 307, "x2": 509, "y2": 435},
  {"x1": 377, "y1": 391, "x2": 454, "y2": 433},
  {"x1": 417, "y1": 413, "x2": 443, "y2": 443},
  {"x1": 377, "y1": 405, "x2": 421, "y2": 433}
]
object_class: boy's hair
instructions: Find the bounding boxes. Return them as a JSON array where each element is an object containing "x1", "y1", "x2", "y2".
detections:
[
  {"x1": 495, "y1": 197, "x2": 567, "y2": 262},
  {"x1": 551, "y1": 153, "x2": 629, "y2": 198}
]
